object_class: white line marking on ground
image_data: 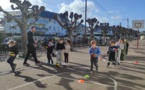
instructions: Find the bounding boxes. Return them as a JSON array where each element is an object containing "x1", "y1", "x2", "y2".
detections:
[
  {"x1": 8, "y1": 72, "x2": 69, "y2": 90},
  {"x1": 97, "y1": 74, "x2": 117, "y2": 90},
  {"x1": 67, "y1": 68, "x2": 118, "y2": 90},
  {"x1": 59, "y1": 76, "x2": 113, "y2": 87},
  {"x1": 8, "y1": 72, "x2": 114, "y2": 90}
]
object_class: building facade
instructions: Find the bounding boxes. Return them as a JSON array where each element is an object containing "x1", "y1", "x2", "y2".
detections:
[{"x1": 3, "y1": 11, "x2": 67, "y2": 36}]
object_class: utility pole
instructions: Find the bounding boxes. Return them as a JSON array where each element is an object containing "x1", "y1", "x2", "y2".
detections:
[
  {"x1": 123, "y1": 18, "x2": 129, "y2": 28},
  {"x1": 84, "y1": 0, "x2": 87, "y2": 38},
  {"x1": 127, "y1": 18, "x2": 129, "y2": 28}
]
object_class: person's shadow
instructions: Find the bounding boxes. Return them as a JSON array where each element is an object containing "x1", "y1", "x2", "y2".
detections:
[{"x1": 15, "y1": 71, "x2": 47, "y2": 89}]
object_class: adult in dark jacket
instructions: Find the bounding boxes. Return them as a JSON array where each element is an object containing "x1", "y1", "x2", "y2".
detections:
[{"x1": 23, "y1": 26, "x2": 40, "y2": 66}]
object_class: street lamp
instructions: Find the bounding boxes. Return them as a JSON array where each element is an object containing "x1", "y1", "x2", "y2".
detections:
[{"x1": 136, "y1": 27, "x2": 140, "y2": 49}]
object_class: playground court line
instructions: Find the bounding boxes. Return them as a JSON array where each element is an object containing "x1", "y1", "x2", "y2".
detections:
[{"x1": 8, "y1": 71, "x2": 116, "y2": 90}]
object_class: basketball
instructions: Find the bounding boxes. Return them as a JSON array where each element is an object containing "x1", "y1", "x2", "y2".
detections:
[
  {"x1": 91, "y1": 54, "x2": 96, "y2": 58},
  {"x1": 9, "y1": 52, "x2": 15, "y2": 56},
  {"x1": 56, "y1": 64, "x2": 60, "y2": 67}
]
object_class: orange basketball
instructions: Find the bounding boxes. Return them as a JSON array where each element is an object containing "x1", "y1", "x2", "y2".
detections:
[{"x1": 91, "y1": 54, "x2": 96, "y2": 58}]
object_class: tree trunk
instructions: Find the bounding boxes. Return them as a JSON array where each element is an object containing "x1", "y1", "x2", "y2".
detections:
[
  {"x1": 68, "y1": 30, "x2": 74, "y2": 51},
  {"x1": 20, "y1": 24, "x2": 28, "y2": 57},
  {"x1": 102, "y1": 32, "x2": 106, "y2": 45},
  {"x1": 90, "y1": 29, "x2": 94, "y2": 40}
]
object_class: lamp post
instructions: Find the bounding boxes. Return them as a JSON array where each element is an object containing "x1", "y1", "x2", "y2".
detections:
[
  {"x1": 137, "y1": 27, "x2": 139, "y2": 49},
  {"x1": 84, "y1": 0, "x2": 87, "y2": 38}
]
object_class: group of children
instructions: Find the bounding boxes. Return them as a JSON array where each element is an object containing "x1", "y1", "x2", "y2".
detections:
[
  {"x1": 89, "y1": 39, "x2": 128, "y2": 73},
  {"x1": 7, "y1": 38, "x2": 71, "y2": 73},
  {"x1": 46, "y1": 38, "x2": 71, "y2": 66},
  {"x1": 6, "y1": 38, "x2": 128, "y2": 73}
]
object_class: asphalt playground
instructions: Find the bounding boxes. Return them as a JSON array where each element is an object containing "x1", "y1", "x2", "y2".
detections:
[{"x1": 0, "y1": 40, "x2": 145, "y2": 90}]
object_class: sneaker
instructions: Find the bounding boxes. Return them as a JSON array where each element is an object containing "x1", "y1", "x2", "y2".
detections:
[
  {"x1": 23, "y1": 63, "x2": 30, "y2": 66},
  {"x1": 96, "y1": 66, "x2": 98, "y2": 71},
  {"x1": 107, "y1": 63, "x2": 110, "y2": 67},
  {"x1": 36, "y1": 61, "x2": 41, "y2": 63}
]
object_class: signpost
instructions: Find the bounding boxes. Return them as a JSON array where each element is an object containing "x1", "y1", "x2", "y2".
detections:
[{"x1": 132, "y1": 20, "x2": 145, "y2": 49}]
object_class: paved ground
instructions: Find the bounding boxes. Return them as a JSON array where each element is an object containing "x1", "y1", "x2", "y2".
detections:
[{"x1": 0, "y1": 40, "x2": 145, "y2": 90}]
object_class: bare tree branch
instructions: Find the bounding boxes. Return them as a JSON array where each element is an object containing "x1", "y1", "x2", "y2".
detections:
[
  {"x1": 72, "y1": 19, "x2": 83, "y2": 30},
  {"x1": 54, "y1": 15, "x2": 67, "y2": 29},
  {"x1": 0, "y1": 6, "x2": 22, "y2": 24},
  {"x1": 11, "y1": 0, "x2": 24, "y2": 11}
]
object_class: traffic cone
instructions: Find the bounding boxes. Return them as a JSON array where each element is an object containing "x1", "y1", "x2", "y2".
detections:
[{"x1": 79, "y1": 79, "x2": 85, "y2": 83}]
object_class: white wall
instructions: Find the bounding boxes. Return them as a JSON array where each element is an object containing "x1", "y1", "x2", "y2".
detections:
[{"x1": 4, "y1": 16, "x2": 67, "y2": 36}]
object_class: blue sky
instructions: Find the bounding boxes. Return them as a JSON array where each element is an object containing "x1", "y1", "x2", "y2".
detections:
[
  {"x1": 42, "y1": 0, "x2": 145, "y2": 28},
  {"x1": 0, "y1": 0, "x2": 145, "y2": 29}
]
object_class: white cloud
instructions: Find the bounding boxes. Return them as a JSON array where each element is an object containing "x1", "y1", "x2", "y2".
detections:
[
  {"x1": 111, "y1": 16, "x2": 121, "y2": 20},
  {"x1": 59, "y1": 0, "x2": 96, "y2": 16},
  {"x1": 0, "y1": 0, "x2": 52, "y2": 11},
  {"x1": 58, "y1": 0, "x2": 121, "y2": 25}
]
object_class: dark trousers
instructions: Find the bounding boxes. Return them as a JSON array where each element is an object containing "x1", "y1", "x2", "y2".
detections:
[
  {"x1": 47, "y1": 53, "x2": 53, "y2": 64},
  {"x1": 120, "y1": 50, "x2": 125, "y2": 61},
  {"x1": 7, "y1": 56, "x2": 16, "y2": 70},
  {"x1": 126, "y1": 48, "x2": 128, "y2": 55},
  {"x1": 108, "y1": 53, "x2": 116, "y2": 66},
  {"x1": 90, "y1": 57, "x2": 98, "y2": 71},
  {"x1": 64, "y1": 53, "x2": 69, "y2": 63},
  {"x1": 24, "y1": 45, "x2": 38, "y2": 64}
]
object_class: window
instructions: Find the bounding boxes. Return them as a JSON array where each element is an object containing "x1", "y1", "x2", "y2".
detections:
[
  {"x1": 54, "y1": 27, "x2": 55, "y2": 31},
  {"x1": 58, "y1": 27, "x2": 59, "y2": 31},
  {"x1": 49, "y1": 18, "x2": 51, "y2": 22},
  {"x1": 54, "y1": 20, "x2": 56, "y2": 24},
  {"x1": 49, "y1": 26, "x2": 51, "y2": 29}
]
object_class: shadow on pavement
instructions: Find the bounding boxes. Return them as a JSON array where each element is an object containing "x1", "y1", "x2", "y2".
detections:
[
  {"x1": 15, "y1": 71, "x2": 47, "y2": 89},
  {"x1": 10, "y1": 55, "x2": 145, "y2": 90}
]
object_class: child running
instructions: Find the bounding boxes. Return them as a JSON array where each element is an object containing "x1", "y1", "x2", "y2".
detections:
[
  {"x1": 89, "y1": 40, "x2": 101, "y2": 73},
  {"x1": 56, "y1": 38, "x2": 65, "y2": 65},
  {"x1": 7, "y1": 40, "x2": 18, "y2": 73},
  {"x1": 46, "y1": 39, "x2": 54, "y2": 65},
  {"x1": 64, "y1": 40, "x2": 71, "y2": 65},
  {"x1": 107, "y1": 40, "x2": 118, "y2": 67}
]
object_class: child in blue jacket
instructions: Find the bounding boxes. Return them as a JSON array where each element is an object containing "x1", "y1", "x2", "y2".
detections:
[{"x1": 89, "y1": 40, "x2": 101, "y2": 73}]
